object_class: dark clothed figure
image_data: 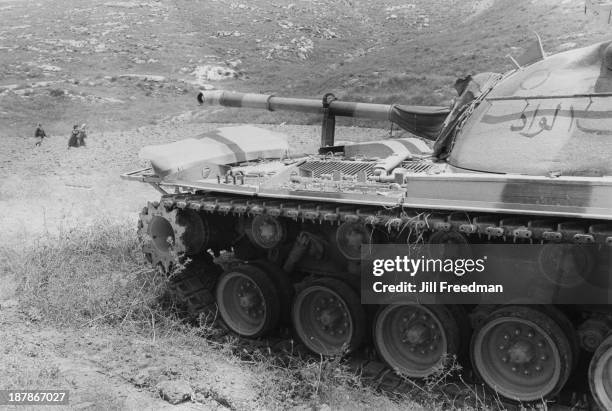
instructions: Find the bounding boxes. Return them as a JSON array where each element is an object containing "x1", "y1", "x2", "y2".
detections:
[
  {"x1": 78, "y1": 125, "x2": 87, "y2": 147},
  {"x1": 34, "y1": 124, "x2": 47, "y2": 147},
  {"x1": 68, "y1": 126, "x2": 80, "y2": 148}
]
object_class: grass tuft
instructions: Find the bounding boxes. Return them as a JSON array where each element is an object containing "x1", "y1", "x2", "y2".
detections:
[{"x1": 8, "y1": 218, "x2": 168, "y2": 329}]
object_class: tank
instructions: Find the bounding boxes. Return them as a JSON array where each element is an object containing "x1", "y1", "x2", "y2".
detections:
[{"x1": 123, "y1": 40, "x2": 612, "y2": 407}]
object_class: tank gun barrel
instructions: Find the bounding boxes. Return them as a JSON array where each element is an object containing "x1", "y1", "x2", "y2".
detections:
[
  {"x1": 197, "y1": 90, "x2": 450, "y2": 148},
  {"x1": 197, "y1": 90, "x2": 393, "y2": 121}
]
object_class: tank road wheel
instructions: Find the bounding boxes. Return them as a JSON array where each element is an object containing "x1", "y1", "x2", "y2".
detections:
[
  {"x1": 373, "y1": 304, "x2": 460, "y2": 378},
  {"x1": 249, "y1": 260, "x2": 294, "y2": 324},
  {"x1": 216, "y1": 264, "x2": 280, "y2": 338},
  {"x1": 471, "y1": 306, "x2": 573, "y2": 402},
  {"x1": 138, "y1": 202, "x2": 207, "y2": 272},
  {"x1": 246, "y1": 215, "x2": 286, "y2": 249},
  {"x1": 589, "y1": 334, "x2": 612, "y2": 410},
  {"x1": 292, "y1": 278, "x2": 365, "y2": 356}
]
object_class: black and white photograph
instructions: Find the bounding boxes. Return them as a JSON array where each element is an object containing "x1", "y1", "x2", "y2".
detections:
[{"x1": 3, "y1": 0, "x2": 612, "y2": 409}]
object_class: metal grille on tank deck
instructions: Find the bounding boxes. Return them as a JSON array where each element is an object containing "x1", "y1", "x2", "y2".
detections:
[
  {"x1": 400, "y1": 160, "x2": 434, "y2": 173},
  {"x1": 299, "y1": 160, "x2": 375, "y2": 178}
]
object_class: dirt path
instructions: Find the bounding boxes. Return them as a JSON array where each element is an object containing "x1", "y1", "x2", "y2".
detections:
[{"x1": 0, "y1": 301, "x2": 260, "y2": 410}]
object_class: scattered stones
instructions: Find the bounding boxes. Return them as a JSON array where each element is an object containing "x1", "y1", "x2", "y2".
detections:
[
  {"x1": 227, "y1": 59, "x2": 241, "y2": 68},
  {"x1": 193, "y1": 65, "x2": 239, "y2": 82},
  {"x1": 345, "y1": 78, "x2": 361, "y2": 87},
  {"x1": 130, "y1": 367, "x2": 161, "y2": 388},
  {"x1": 385, "y1": 4, "x2": 416, "y2": 12},
  {"x1": 33, "y1": 81, "x2": 57, "y2": 88},
  {"x1": 214, "y1": 31, "x2": 243, "y2": 38},
  {"x1": 119, "y1": 74, "x2": 166, "y2": 82},
  {"x1": 59, "y1": 39, "x2": 87, "y2": 48},
  {"x1": 228, "y1": 3, "x2": 255, "y2": 11},
  {"x1": 265, "y1": 37, "x2": 314, "y2": 60},
  {"x1": 0, "y1": 84, "x2": 19, "y2": 93},
  {"x1": 100, "y1": 97, "x2": 125, "y2": 104},
  {"x1": 7, "y1": 25, "x2": 30, "y2": 30},
  {"x1": 193, "y1": 393, "x2": 228, "y2": 410},
  {"x1": 39, "y1": 64, "x2": 62, "y2": 72},
  {"x1": 14, "y1": 88, "x2": 34, "y2": 96},
  {"x1": 104, "y1": 1, "x2": 143, "y2": 8},
  {"x1": 317, "y1": 28, "x2": 337, "y2": 39},
  {"x1": 470, "y1": 0, "x2": 496, "y2": 19},
  {"x1": 278, "y1": 20, "x2": 295, "y2": 29},
  {"x1": 156, "y1": 379, "x2": 193, "y2": 405}
]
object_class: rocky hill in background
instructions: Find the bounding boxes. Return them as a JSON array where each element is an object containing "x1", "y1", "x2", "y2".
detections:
[{"x1": 0, "y1": 0, "x2": 608, "y2": 136}]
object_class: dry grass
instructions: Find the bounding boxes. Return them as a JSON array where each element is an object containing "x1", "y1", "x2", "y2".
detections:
[
  {"x1": 252, "y1": 353, "x2": 426, "y2": 410},
  {"x1": 251, "y1": 350, "x2": 505, "y2": 410},
  {"x1": 10, "y1": 219, "x2": 168, "y2": 330}
]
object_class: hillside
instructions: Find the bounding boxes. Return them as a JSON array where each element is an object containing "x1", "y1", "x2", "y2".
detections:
[{"x1": 1, "y1": 0, "x2": 609, "y2": 137}]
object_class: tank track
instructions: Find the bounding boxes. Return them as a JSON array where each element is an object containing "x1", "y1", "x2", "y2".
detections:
[
  {"x1": 155, "y1": 192, "x2": 612, "y2": 245},
  {"x1": 138, "y1": 191, "x2": 612, "y2": 409},
  {"x1": 166, "y1": 255, "x2": 222, "y2": 319}
]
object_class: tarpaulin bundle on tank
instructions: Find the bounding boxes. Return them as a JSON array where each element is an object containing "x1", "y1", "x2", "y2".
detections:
[{"x1": 388, "y1": 104, "x2": 450, "y2": 140}]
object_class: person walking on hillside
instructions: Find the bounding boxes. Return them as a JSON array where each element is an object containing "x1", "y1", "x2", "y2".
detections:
[
  {"x1": 77, "y1": 123, "x2": 87, "y2": 147},
  {"x1": 34, "y1": 123, "x2": 47, "y2": 147},
  {"x1": 68, "y1": 124, "x2": 80, "y2": 148}
]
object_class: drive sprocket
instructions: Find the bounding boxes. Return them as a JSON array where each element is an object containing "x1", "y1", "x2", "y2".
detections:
[
  {"x1": 138, "y1": 201, "x2": 221, "y2": 319},
  {"x1": 138, "y1": 201, "x2": 206, "y2": 271}
]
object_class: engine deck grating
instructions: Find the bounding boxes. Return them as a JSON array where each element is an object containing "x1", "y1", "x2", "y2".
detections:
[
  {"x1": 299, "y1": 160, "x2": 375, "y2": 178},
  {"x1": 400, "y1": 160, "x2": 434, "y2": 173}
]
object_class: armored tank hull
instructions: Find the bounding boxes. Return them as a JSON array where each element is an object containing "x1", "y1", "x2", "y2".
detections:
[{"x1": 123, "y1": 40, "x2": 612, "y2": 407}]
